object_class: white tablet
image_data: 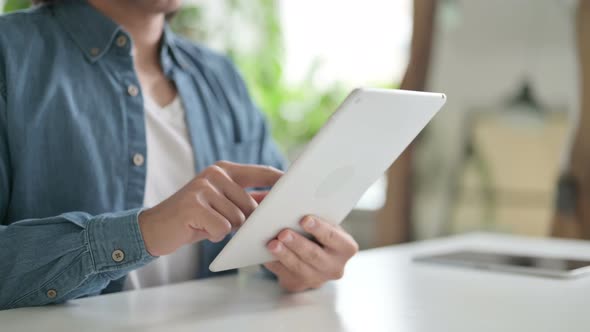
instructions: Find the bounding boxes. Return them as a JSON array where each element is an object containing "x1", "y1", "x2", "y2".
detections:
[{"x1": 209, "y1": 88, "x2": 446, "y2": 272}]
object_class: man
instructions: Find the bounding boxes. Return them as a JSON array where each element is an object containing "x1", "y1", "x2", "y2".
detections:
[{"x1": 0, "y1": 0, "x2": 358, "y2": 310}]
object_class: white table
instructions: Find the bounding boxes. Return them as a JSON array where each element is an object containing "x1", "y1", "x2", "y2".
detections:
[{"x1": 2, "y1": 233, "x2": 590, "y2": 332}]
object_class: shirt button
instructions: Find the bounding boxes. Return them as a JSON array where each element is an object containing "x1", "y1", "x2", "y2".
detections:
[
  {"x1": 127, "y1": 84, "x2": 139, "y2": 97},
  {"x1": 116, "y1": 35, "x2": 128, "y2": 48},
  {"x1": 112, "y1": 249, "x2": 125, "y2": 263},
  {"x1": 132, "y1": 153, "x2": 145, "y2": 167},
  {"x1": 46, "y1": 289, "x2": 57, "y2": 299},
  {"x1": 90, "y1": 48, "x2": 100, "y2": 56}
]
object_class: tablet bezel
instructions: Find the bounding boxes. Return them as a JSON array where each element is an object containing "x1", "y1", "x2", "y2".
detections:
[{"x1": 210, "y1": 88, "x2": 446, "y2": 272}]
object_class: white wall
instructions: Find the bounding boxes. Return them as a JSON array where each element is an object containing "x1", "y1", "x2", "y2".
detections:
[{"x1": 280, "y1": 0, "x2": 412, "y2": 87}]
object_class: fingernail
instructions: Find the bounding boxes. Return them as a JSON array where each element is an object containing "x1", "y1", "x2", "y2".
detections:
[
  {"x1": 269, "y1": 241, "x2": 282, "y2": 253},
  {"x1": 281, "y1": 232, "x2": 293, "y2": 243},
  {"x1": 302, "y1": 217, "x2": 316, "y2": 229}
]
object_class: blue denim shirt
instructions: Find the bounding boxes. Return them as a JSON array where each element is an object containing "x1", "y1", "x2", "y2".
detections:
[{"x1": 0, "y1": 1, "x2": 285, "y2": 310}]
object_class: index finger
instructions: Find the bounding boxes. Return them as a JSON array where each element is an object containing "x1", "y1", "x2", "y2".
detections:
[
  {"x1": 249, "y1": 190, "x2": 270, "y2": 204},
  {"x1": 217, "y1": 161, "x2": 283, "y2": 188}
]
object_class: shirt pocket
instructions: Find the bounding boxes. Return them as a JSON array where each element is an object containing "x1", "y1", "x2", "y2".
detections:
[{"x1": 218, "y1": 138, "x2": 261, "y2": 165}]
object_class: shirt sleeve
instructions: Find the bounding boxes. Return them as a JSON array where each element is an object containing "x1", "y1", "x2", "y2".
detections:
[{"x1": 0, "y1": 90, "x2": 155, "y2": 310}]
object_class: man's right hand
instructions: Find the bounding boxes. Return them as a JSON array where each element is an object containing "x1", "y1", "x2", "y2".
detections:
[{"x1": 138, "y1": 161, "x2": 283, "y2": 256}]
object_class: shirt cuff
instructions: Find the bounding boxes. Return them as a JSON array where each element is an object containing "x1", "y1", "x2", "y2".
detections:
[{"x1": 86, "y1": 208, "x2": 155, "y2": 274}]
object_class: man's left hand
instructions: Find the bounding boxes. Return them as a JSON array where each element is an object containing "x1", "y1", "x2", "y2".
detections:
[{"x1": 264, "y1": 216, "x2": 359, "y2": 292}]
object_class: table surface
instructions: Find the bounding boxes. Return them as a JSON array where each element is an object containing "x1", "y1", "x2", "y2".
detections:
[{"x1": 2, "y1": 232, "x2": 589, "y2": 332}]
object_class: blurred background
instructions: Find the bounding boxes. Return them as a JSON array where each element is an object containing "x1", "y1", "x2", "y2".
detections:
[{"x1": 1, "y1": 0, "x2": 585, "y2": 249}]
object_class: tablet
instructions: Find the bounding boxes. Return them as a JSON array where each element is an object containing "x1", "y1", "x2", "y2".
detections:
[
  {"x1": 209, "y1": 88, "x2": 446, "y2": 272},
  {"x1": 414, "y1": 250, "x2": 590, "y2": 278}
]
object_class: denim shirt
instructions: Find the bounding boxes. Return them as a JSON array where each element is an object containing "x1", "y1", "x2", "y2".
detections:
[{"x1": 0, "y1": 1, "x2": 285, "y2": 310}]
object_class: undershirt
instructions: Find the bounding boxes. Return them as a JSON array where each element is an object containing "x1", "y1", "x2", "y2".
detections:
[{"x1": 124, "y1": 95, "x2": 199, "y2": 290}]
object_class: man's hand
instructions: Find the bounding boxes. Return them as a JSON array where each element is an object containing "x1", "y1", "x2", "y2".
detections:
[
  {"x1": 264, "y1": 216, "x2": 359, "y2": 292},
  {"x1": 139, "y1": 161, "x2": 283, "y2": 256}
]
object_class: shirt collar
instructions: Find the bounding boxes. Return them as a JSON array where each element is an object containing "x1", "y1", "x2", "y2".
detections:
[
  {"x1": 160, "y1": 26, "x2": 186, "y2": 76},
  {"x1": 53, "y1": 0, "x2": 184, "y2": 71}
]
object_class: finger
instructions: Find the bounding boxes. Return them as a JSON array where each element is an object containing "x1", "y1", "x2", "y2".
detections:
[
  {"x1": 205, "y1": 165, "x2": 259, "y2": 216},
  {"x1": 276, "y1": 229, "x2": 333, "y2": 273},
  {"x1": 267, "y1": 239, "x2": 318, "y2": 281},
  {"x1": 263, "y1": 261, "x2": 292, "y2": 279},
  {"x1": 300, "y1": 216, "x2": 358, "y2": 257},
  {"x1": 207, "y1": 190, "x2": 246, "y2": 229},
  {"x1": 188, "y1": 229, "x2": 209, "y2": 243},
  {"x1": 264, "y1": 261, "x2": 310, "y2": 292},
  {"x1": 192, "y1": 206, "x2": 232, "y2": 243},
  {"x1": 249, "y1": 191, "x2": 270, "y2": 204},
  {"x1": 263, "y1": 261, "x2": 306, "y2": 292},
  {"x1": 217, "y1": 161, "x2": 283, "y2": 188}
]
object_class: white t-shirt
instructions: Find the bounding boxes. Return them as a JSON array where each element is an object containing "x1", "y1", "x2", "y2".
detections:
[{"x1": 124, "y1": 95, "x2": 199, "y2": 290}]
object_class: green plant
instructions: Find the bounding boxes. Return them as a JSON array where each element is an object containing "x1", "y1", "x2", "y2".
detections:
[
  {"x1": 2, "y1": 0, "x2": 27, "y2": 11},
  {"x1": 170, "y1": 0, "x2": 346, "y2": 153}
]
